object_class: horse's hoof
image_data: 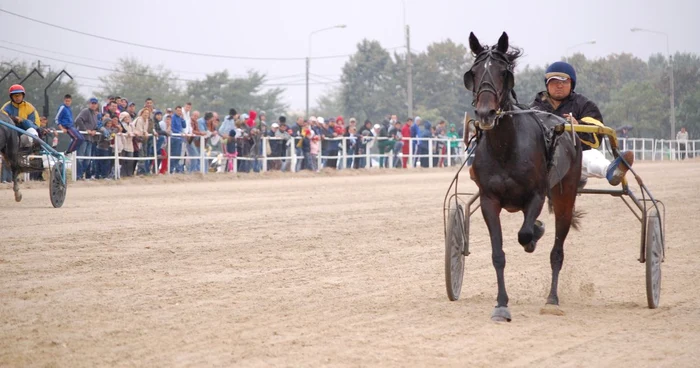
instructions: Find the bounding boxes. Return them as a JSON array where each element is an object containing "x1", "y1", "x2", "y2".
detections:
[
  {"x1": 14, "y1": 192, "x2": 22, "y2": 202},
  {"x1": 523, "y1": 242, "x2": 537, "y2": 253},
  {"x1": 533, "y1": 220, "x2": 545, "y2": 242},
  {"x1": 491, "y1": 306, "x2": 512, "y2": 322},
  {"x1": 540, "y1": 304, "x2": 565, "y2": 316}
]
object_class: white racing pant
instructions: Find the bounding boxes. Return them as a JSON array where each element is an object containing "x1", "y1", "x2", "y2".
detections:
[
  {"x1": 20, "y1": 128, "x2": 38, "y2": 148},
  {"x1": 582, "y1": 149, "x2": 610, "y2": 179}
]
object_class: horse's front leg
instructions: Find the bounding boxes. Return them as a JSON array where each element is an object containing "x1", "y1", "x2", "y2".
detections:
[
  {"x1": 518, "y1": 193, "x2": 546, "y2": 253},
  {"x1": 480, "y1": 196, "x2": 510, "y2": 322}
]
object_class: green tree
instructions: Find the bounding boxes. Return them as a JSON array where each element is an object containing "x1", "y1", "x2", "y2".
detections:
[
  {"x1": 313, "y1": 86, "x2": 344, "y2": 119},
  {"x1": 513, "y1": 64, "x2": 546, "y2": 104},
  {"x1": 413, "y1": 106, "x2": 444, "y2": 124},
  {"x1": 677, "y1": 87, "x2": 700, "y2": 137},
  {"x1": 572, "y1": 53, "x2": 648, "y2": 111},
  {"x1": 412, "y1": 39, "x2": 472, "y2": 124},
  {"x1": 606, "y1": 80, "x2": 668, "y2": 138},
  {"x1": 99, "y1": 58, "x2": 183, "y2": 110},
  {"x1": 184, "y1": 70, "x2": 287, "y2": 117},
  {"x1": 340, "y1": 39, "x2": 403, "y2": 122}
]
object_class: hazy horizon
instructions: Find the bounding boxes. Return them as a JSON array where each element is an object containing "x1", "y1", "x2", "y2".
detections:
[{"x1": 1, "y1": 0, "x2": 698, "y2": 111}]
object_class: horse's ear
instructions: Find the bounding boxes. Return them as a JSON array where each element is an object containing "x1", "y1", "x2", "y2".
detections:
[
  {"x1": 469, "y1": 32, "x2": 483, "y2": 55},
  {"x1": 497, "y1": 32, "x2": 509, "y2": 53},
  {"x1": 464, "y1": 70, "x2": 475, "y2": 91}
]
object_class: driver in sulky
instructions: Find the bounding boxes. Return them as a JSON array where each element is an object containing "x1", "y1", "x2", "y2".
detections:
[
  {"x1": 2, "y1": 84, "x2": 47, "y2": 152},
  {"x1": 530, "y1": 62, "x2": 634, "y2": 186}
]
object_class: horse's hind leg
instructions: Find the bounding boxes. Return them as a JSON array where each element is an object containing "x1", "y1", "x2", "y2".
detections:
[
  {"x1": 545, "y1": 187, "x2": 579, "y2": 308},
  {"x1": 518, "y1": 193, "x2": 545, "y2": 253},
  {"x1": 12, "y1": 166, "x2": 22, "y2": 202}
]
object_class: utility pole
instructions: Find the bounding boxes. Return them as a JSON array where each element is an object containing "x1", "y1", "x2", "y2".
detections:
[
  {"x1": 669, "y1": 54, "x2": 676, "y2": 140},
  {"x1": 306, "y1": 57, "x2": 310, "y2": 118},
  {"x1": 406, "y1": 25, "x2": 413, "y2": 119}
]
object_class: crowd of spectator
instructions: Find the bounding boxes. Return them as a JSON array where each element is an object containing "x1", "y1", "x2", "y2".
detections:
[{"x1": 2, "y1": 96, "x2": 468, "y2": 182}]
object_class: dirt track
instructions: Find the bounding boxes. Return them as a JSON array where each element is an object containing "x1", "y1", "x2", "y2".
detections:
[{"x1": 1, "y1": 162, "x2": 699, "y2": 367}]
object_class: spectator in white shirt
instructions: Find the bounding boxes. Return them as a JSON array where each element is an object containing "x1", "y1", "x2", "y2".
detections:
[{"x1": 676, "y1": 127, "x2": 689, "y2": 160}]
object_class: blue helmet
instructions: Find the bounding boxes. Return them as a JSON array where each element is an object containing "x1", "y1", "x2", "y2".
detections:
[{"x1": 545, "y1": 61, "x2": 577, "y2": 90}]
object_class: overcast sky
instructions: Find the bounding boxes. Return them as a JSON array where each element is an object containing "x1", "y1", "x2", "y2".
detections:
[{"x1": 1, "y1": 0, "x2": 698, "y2": 112}]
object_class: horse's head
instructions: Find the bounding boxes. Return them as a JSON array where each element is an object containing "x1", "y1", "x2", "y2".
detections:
[{"x1": 463, "y1": 32, "x2": 520, "y2": 130}]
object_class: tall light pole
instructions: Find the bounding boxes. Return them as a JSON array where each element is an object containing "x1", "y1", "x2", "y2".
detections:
[
  {"x1": 402, "y1": 0, "x2": 413, "y2": 119},
  {"x1": 631, "y1": 27, "x2": 675, "y2": 140},
  {"x1": 565, "y1": 40, "x2": 596, "y2": 62},
  {"x1": 306, "y1": 24, "x2": 346, "y2": 118}
]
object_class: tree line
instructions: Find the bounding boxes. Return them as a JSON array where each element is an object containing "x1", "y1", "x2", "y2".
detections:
[
  {"x1": 321, "y1": 39, "x2": 699, "y2": 139},
  {"x1": 3, "y1": 39, "x2": 698, "y2": 139}
]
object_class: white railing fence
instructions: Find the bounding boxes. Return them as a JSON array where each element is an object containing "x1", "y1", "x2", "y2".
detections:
[{"x1": 2, "y1": 130, "x2": 697, "y2": 183}]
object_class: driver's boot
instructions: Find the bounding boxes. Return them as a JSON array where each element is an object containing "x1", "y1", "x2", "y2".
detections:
[{"x1": 606, "y1": 151, "x2": 635, "y2": 186}]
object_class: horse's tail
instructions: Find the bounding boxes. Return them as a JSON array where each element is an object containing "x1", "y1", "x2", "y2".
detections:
[{"x1": 547, "y1": 197, "x2": 585, "y2": 231}]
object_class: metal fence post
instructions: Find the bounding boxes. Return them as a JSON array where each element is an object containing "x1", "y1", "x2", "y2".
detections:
[
  {"x1": 341, "y1": 137, "x2": 347, "y2": 170},
  {"x1": 262, "y1": 137, "x2": 268, "y2": 172},
  {"x1": 71, "y1": 151, "x2": 77, "y2": 182},
  {"x1": 428, "y1": 138, "x2": 433, "y2": 168},
  {"x1": 200, "y1": 136, "x2": 206, "y2": 175},
  {"x1": 113, "y1": 137, "x2": 120, "y2": 180},
  {"x1": 290, "y1": 139, "x2": 297, "y2": 173},
  {"x1": 446, "y1": 139, "x2": 452, "y2": 167},
  {"x1": 153, "y1": 135, "x2": 158, "y2": 174},
  {"x1": 365, "y1": 140, "x2": 370, "y2": 169},
  {"x1": 166, "y1": 135, "x2": 171, "y2": 175}
]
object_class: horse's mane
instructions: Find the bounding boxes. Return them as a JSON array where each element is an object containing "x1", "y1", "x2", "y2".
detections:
[
  {"x1": 503, "y1": 46, "x2": 523, "y2": 65},
  {"x1": 473, "y1": 45, "x2": 523, "y2": 66}
]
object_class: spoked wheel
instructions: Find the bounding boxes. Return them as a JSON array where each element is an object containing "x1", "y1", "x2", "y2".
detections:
[
  {"x1": 49, "y1": 161, "x2": 67, "y2": 208},
  {"x1": 445, "y1": 203, "x2": 468, "y2": 301},
  {"x1": 645, "y1": 208, "x2": 663, "y2": 309}
]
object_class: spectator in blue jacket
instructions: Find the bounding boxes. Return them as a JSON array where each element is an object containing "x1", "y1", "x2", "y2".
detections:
[
  {"x1": 411, "y1": 116, "x2": 421, "y2": 166},
  {"x1": 169, "y1": 106, "x2": 186, "y2": 173},
  {"x1": 324, "y1": 119, "x2": 340, "y2": 169},
  {"x1": 418, "y1": 120, "x2": 432, "y2": 168},
  {"x1": 55, "y1": 94, "x2": 84, "y2": 154},
  {"x1": 74, "y1": 97, "x2": 100, "y2": 179}
]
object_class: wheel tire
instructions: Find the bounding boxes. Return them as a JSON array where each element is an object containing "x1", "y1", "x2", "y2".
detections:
[
  {"x1": 645, "y1": 209, "x2": 663, "y2": 309},
  {"x1": 49, "y1": 161, "x2": 67, "y2": 208},
  {"x1": 445, "y1": 204, "x2": 466, "y2": 301}
]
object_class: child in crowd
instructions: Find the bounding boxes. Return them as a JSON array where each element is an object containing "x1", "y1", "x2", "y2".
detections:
[{"x1": 309, "y1": 129, "x2": 320, "y2": 172}]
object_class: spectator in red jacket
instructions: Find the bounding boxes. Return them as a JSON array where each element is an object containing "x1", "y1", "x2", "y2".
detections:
[
  {"x1": 246, "y1": 110, "x2": 257, "y2": 128},
  {"x1": 334, "y1": 116, "x2": 345, "y2": 135},
  {"x1": 401, "y1": 117, "x2": 413, "y2": 168}
]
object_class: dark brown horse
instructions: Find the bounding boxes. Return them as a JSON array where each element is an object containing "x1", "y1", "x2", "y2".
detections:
[
  {"x1": 0, "y1": 113, "x2": 24, "y2": 202},
  {"x1": 464, "y1": 32, "x2": 582, "y2": 321}
]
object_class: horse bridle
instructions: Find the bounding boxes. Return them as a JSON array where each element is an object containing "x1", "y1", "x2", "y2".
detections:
[{"x1": 464, "y1": 48, "x2": 514, "y2": 109}]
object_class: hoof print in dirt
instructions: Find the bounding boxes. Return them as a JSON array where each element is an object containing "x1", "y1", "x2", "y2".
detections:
[{"x1": 540, "y1": 304, "x2": 566, "y2": 316}]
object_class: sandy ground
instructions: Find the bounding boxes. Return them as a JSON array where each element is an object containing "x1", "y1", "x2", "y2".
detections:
[{"x1": 1, "y1": 162, "x2": 699, "y2": 367}]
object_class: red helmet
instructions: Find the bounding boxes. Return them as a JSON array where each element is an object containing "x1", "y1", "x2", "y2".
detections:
[{"x1": 9, "y1": 84, "x2": 25, "y2": 96}]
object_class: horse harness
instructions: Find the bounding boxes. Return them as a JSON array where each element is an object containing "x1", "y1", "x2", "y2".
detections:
[{"x1": 464, "y1": 48, "x2": 514, "y2": 107}]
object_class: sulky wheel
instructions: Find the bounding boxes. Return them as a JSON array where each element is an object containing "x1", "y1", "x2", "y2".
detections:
[
  {"x1": 645, "y1": 208, "x2": 663, "y2": 309},
  {"x1": 49, "y1": 161, "x2": 67, "y2": 208},
  {"x1": 445, "y1": 203, "x2": 467, "y2": 301}
]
